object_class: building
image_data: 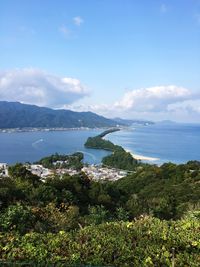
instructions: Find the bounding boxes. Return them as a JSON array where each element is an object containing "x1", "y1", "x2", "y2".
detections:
[{"x1": 0, "y1": 163, "x2": 9, "y2": 177}]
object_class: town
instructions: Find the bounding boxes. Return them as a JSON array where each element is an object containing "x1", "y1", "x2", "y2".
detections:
[{"x1": 0, "y1": 161, "x2": 129, "y2": 181}]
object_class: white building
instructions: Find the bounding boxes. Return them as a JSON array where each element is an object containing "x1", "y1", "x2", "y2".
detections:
[
  {"x1": 28, "y1": 164, "x2": 54, "y2": 179},
  {"x1": 81, "y1": 165, "x2": 128, "y2": 181},
  {"x1": 0, "y1": 163, "x2": 9, "y2": 177}
]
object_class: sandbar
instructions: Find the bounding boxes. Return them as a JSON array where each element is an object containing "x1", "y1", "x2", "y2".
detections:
[{"x1": 126, "y1": 149, "x2": 159, "y2": 161}]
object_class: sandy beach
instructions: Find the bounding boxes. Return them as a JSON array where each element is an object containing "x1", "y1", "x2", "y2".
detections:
[{"x1": 126, "y1": 149, "x2": 159, "y2": 161}]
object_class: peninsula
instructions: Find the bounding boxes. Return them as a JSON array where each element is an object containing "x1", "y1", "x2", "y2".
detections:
[{"x1": 85, "y1": 128, "x2": 138, "y2": 170}]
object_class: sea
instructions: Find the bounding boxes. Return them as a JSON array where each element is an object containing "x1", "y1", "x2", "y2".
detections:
[
  {"x1": 107, "y1": 122, "x2": 200, "y2": 165},
  {"x1": 0, "y1": 129, "x2": 111, "y2": 165},
  {"x1": 0, "y1": 122, "x2": 199, "y2": 165}
]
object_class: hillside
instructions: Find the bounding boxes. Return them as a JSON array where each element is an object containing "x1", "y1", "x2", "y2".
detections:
[
  {"x1": 0, "y1": 101, "x2": 119, "y2": 129},
  {"x1": 0, "y1": 159, "x2": 199, "y2": 265}
]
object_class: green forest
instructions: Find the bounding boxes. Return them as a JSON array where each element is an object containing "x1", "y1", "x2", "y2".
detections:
[
  {"x1": 0, "y1": 158, "x2": 199, "y2": 266},
  {"x1": 36, "y1": 152, "x2": 84, "y2": 170},
  {"x1": 85, "y1": 133, "x2": 138, "y2": 170}
]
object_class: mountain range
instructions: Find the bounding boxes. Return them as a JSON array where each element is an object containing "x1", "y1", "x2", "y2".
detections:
[
  {"x1": 0, "y1": 101, "x2": 153, "y2": 129},
  {"x1": 0, "y1": 101, "x2": 119, "y2": 129}
]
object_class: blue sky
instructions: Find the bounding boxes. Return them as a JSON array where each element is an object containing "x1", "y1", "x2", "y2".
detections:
[{"x1": 0, "y1": 0, "x2": 200, "y2": 122}]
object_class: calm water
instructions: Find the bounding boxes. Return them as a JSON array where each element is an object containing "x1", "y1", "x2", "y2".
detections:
[
  {"x1": 107, "y1": 123, "x2": 200, "y2": 164},
  {"x1": 0, "y1": 123, "x2": 200, "y2": 165},
  {"x1": 0, "y1": 129, "x2": 111, "y2": 165}
]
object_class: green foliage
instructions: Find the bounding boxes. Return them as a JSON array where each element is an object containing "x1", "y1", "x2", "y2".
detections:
[
  {"x1": 85, "y1": 136, "x2": 116, "y2": 151},
  {"x1": 115, "y1": 207, "x2": 129, "y2": 221},
  {"x1": 29, "y1": 184, "x2": 58, "y2": 204},
  {"x1": 85, "y1": 131, "x2": 138, "y2": 170},
  {"x1": 0, "y1": 177, "x2": 24, "y2": 207},
  {"x1": 0, "y1": 203, "x2": 35, "y2": 234},
  {"x1": 8, "y1": 163, "x2": 40, "y2": 185},
  {"x1": 36, "y1": 152, "x2": 84, "y2": 170},
  {"x1": 1, "y1": 154, "x2": 200, "y2": 265},
  {"x1": 102, "y1": 149, "x2": 138, "y2": 170},
  {"x1": 115, "y1": 162, "x2": 200, "y2": 219},
  {"x1": 0, "y1": 216, "x2": 199, "y2": 266},
  {"x1": 83, "y1": 205, "x2": 109, "y2": 225},
  {"x1": 31, "y1": 203, "x2": 80, "y2": 233}
]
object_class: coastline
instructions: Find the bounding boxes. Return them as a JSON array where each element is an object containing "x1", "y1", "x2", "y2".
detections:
[
  {"x1": 125, "y1": 149, "x2": 159, "y2": 162},
  {"x1": 0, "y1": 127, "x2": 110, "y2": 134},
  {"x1": 100, "y1": 128, "x2": 160, "y2": 162}
]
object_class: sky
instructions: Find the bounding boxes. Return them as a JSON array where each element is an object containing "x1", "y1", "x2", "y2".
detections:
[{"x1": 0, "y1": 0, "x2": 200, "y2": 122}]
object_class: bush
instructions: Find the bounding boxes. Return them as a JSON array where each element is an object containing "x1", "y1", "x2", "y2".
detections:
[
  {"x1": 0, "y1": 203, "x2": 35, "y2": 234},
  {"x1": 0, "y1": 216, "x2": 199, "y2": 266}
]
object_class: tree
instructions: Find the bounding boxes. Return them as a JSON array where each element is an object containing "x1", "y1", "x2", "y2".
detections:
[
  {"x1": 9, "y1": 163, "x2": 40, "y2": 185},
  {"x1": 0, "y1": 203, "x2": 35, "y2": 233}
]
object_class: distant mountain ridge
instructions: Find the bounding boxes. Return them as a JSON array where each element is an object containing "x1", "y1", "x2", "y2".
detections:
[
  {"x1": 0, "y1": 101, "x2": 119, "y2": 129},
  {"x1": 113, "y1": 117, "x2": 154, "y2": 126}
]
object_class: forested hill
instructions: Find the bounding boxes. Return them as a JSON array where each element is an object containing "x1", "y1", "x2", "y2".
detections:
[
  {"x1": 0, "y1": 101, "x2": 120, "y2": 129},
  {"x1": 0, "y1": 159, "x2": 200, "y2": 265},
  {"x1": 85, "y1": 130, "x2": 138, "y2": 170}
]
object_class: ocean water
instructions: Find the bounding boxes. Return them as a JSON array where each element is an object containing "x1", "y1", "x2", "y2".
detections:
[
  {"x1": 0, "y1": 129, "x2": 111, "y2": 165},
  {"x1": 0, "y1": 123, "x2": 199, "y2": 165},
  {"x1": 106, "y1": 123, "x2": 200, "y2": 164}
]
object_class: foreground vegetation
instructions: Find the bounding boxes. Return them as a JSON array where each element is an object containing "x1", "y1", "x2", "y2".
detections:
[
  {"x1": 0, "y1": 215, "x2": 199, "y2": 266},
  {"x1": 0, "y1": 157, "x2": 200, "y2": 265}
]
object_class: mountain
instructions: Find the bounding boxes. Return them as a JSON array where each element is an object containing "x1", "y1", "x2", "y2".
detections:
[{"x1": 0, "y1": 101, "x2": 121, "y2": 129}]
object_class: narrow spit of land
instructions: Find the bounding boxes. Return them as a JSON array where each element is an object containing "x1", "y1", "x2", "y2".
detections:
[
  {"x1": 86, "y1": 127, "x2": 159, "y2": 162},
  {"x1": 84, "y1": 128, "x2": 139, "y2": 170},
  {"x1": 97, "y1": 127, "x2": 120, "y2": 138}
]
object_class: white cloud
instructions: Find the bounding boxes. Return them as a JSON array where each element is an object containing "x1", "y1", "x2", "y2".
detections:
[
  {"x1": 73, "y1": 16, "x2": 84, "y2": 26},
  {"x1": 58, "y1": 85, "x2": 200, "y2": 122},
  {"x1": 168, "y1": 99, "x2": 200, "y2": 114},
  {"x1": 0, "y1": 68, "x2": 88, "y2": 107},
  {"x1": 64, "y1": 103, "x2": 113, "y2": 115},
  {"x1": 114, "y1": 86, "x2": 192, "y2": 112},
  {"x1": 160, "y1": 3, "x2": 167, "y2": 13}
]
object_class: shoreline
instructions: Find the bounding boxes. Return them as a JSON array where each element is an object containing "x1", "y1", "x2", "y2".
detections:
[
  {"x1": 0, "y1": 127, "x2": 113, "y2": 134},
  {"x1": 102, "y1": 128, "x2": 160, "y2": 163},
  {"x1": 125, "y1": 149, "x2": 159, "y2": 162}
]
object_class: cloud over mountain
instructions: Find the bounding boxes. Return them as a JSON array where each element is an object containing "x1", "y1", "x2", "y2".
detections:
[{"x1": 0, "y1": 68, "x2": 88, "y2": 107}]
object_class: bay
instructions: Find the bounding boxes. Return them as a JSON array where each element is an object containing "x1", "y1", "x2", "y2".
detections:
[
  {"x1": 0, "y1": 123, "x2": 200, "y2": 166},
  {"x1": 0, "y1": 129, "x2": 111, "y2": 165}
]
